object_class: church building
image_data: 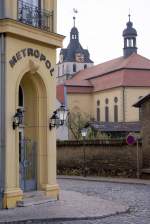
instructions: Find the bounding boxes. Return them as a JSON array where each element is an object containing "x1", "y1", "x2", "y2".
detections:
[
  {"x1": 0, "y1": 0, "x2": 64, "y2": 208},
  {"x1": 58, "y1": 15, "x2": 150, "y2": 137}
]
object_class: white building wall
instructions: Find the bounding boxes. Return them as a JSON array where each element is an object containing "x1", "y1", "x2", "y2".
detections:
[{"x1": 57, "y1": 61, "x2": 93, "y2": 81}]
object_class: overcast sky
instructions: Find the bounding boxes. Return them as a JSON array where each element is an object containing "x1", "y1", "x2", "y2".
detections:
[{"x1": 57, "y1": 0, "x2": 150, "y2": 65}]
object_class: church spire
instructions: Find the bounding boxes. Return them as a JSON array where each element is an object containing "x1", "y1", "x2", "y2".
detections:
[
  {"x1": 122, "y1": 14, "x2": 138, "y2": 58},
  {"x1": 73, "y1": 8, "x2": 78, "y2": 27},
  {"x1": 70, "y1": 10, "x2": 79, "y2": 41}
]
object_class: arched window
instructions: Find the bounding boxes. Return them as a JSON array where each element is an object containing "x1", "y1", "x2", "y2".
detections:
[
  {"x1": 114, "y1": 105, "x2": 118, "y2": 122},
  {"x1": 105, "y1": 106, "x2": 109, "y2": 122},
  {"x1": 58, "y1": 66, "x2": 60, "y2": 77},
  {"x1": 138, "y1": 96, "x2": 143, "y2": 120},
  {"x1": 97, "y1": 108, "x2": 100, "y2": 121},
  {"x1": 62, "y1": 64, "x2": 64, "y2": 74},
  {"x1": 97, "y1": 100, "x2": 100, "y2": 106},
  {"x1": 114, "y1": 97, "x2": 118, "y2": 103},
  {"x1": 105, "y1": 98, "x2": 109, "y2": 104},
  {"x1": 84, "y1": 64, "x2": 87, "y2": 69},
  {"x1": 73, "y1": 64, "x2": 76, "y2": 72}
]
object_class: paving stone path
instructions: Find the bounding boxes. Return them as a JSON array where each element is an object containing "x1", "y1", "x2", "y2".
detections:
[
  {"x1": 0, "y1": 178, "x2": 150, "y2": 224},
  {"x1": 49, "y1": 178, "x2": 150, "y2": 224}
]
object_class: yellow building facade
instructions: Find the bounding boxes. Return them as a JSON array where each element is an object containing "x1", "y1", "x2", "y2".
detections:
[
  {"x1": 0, "y1": 0, "x2": 64, "y2": 208},
  {"x1": 67, "y1": 86, "x2": 150, "y2": 124}
]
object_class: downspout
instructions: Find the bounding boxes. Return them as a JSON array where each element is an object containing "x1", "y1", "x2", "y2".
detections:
[
  {"x1": 0, "y1": 33, "x2": 6, "y2": 209},
  {"x1": 122, "y1": 87, "x2": 125, "y2": 122},
  {"x1": 64, "y1": 84, "x2": 69, "y2": 139}
]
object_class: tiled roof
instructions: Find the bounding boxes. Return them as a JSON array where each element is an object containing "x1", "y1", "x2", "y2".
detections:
[
  {"x1": 71, "y1": 53, "x2": 150, "y2": 81},
  {"x1": 60, "y1": 25, "x2": 93, "y2": 63},
  {"x1": 56, "y1": 84, "x2": 65, "y2": 104},
  {"x1": 133, "y1": 93, "x2": 150, "y2": 107},
  {"x1": 65, "y1": 53, "x2": 150, "y2": 92},
  {"x1": 89, "y1": 121, "x2": 141, "y2": 132},
  {"x1": 64, "y1": 79, "x2": 92, "y2": 87}
]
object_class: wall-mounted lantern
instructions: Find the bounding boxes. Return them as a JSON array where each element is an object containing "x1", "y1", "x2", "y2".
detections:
[
  {"x1": 49, "y1": 105, "x2": 68, "y2": 130},
  {"x1": 12, "y1": 108, "x2": 24, "y2": 130}
]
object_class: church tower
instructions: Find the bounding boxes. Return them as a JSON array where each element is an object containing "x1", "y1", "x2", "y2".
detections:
[
  {"x1": 123, "y1": 14, "x2": 137, "y2": 58},
  {"x1": 57, "y1": 16, "x2": 93, "y2": 83}
]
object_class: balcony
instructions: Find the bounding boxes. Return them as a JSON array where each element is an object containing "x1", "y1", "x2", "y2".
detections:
[{"x1": 17, "y1": 0, "x2": 54, "y2": 32}]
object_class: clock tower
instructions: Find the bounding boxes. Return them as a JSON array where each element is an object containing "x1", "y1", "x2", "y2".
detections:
[{"x1": 57, "y1": 16, "x2": 93, "y2": 83}]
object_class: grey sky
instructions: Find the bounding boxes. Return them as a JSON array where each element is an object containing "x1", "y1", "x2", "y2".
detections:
[{"x1": 57, "y1": 0, "x2": 150, "y2": 65}]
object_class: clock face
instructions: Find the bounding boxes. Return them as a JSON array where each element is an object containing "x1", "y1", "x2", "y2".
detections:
[{"x1": 75, "y1": 53, "x2": 84, "y2": 62}]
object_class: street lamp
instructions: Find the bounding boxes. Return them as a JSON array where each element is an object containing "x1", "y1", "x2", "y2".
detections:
[
  {"x1": 12, "y1": 108, "x2": 24, "y2": 129},
  {"x1": 57, "y1": 105, "x2": 68, "y2": 125},
  {"x1": 81, "y1": 127, "x2": 88, "y2": 177},
  {"x1": 49, "y1": 105, "x2": 68, "y2": 130}
]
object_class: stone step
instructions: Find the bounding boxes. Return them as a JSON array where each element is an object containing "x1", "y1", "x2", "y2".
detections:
[
  {"x1": 17, "y1": 191, "x2": 56, "y2": 207},
  {"x1": 141, "y1": 168, "x2": 150, "y2": 174}
]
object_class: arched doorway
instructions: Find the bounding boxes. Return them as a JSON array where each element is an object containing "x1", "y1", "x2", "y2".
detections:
[{"x1": 18, "y1": 71, "x2": 47, "y2": 192}]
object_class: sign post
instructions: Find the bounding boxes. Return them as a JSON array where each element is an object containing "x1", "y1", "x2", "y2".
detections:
[{"x1": 126, "y1": 133, "x2": 140, "y2": 179}]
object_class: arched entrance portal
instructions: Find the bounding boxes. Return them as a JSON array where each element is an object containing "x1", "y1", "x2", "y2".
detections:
[{"x1": 18, "y1": 71, "x2": 47, "y2": 192}]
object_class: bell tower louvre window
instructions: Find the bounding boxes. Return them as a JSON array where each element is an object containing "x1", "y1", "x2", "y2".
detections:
[
  {"x1": 122, "y1": 14, "x2": 137, "y2": 58},
  {"x1": 73, "y1": 64, "x2": 76, "y2": 72},
  {"x1": 17, "y1": 0, "x2": 54, "y2": 32}
]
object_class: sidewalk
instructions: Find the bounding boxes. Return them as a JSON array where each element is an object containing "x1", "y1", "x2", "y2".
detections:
[
  {"x1": 0, "y1": 190, "x2": 129, "y2": 223},
  {"x1": 58, "y1": 175, "x2": 150, "y2": 185},
  {"x1": 0, "y1": 175, "x2": 148, "y2": 223}
]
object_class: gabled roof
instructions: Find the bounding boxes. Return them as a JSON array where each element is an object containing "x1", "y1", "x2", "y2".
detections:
[
  {"x1": 65, "y1": 53, "x2": 150, "y2": 92},
  {"x1": 89, "y1": 121, "x2": 141, "y2": 132},
  {"x1": 71, "y1": 53, "x2": 150, "y2": 81},
  {"x1": 133, "y1": 93, "x2": 150, "y2": 107}
]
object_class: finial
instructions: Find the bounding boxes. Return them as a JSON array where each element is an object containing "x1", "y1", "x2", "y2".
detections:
[
  {"x1": 73, "y1": 8, "x2": 78, "y2": 27},
  {"x1": 128, "y1": 9, "x2": 131, "y2": 21},
  {"x1": 73, "y1": 16, "x2": 76, "y2": 27}
]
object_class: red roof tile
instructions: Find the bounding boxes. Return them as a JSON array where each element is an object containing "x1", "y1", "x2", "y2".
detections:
[
  {"x1": 56, "y1": 84, "x2": 65, "y2": 104},
  {"x1": 64, "y1": 53, "x2": 150, "y2": 93},
  {"x1": 69, "y1": 53, "x2": 150, "y2": 81}
]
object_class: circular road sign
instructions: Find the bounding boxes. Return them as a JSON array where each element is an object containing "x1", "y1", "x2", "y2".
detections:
[{"x1": 126, "y1": 133, "x2": 137, "y2": 145}]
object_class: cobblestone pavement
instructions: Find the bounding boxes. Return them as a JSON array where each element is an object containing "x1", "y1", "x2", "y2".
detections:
[{"x1": 45, "y1": 178, "x2": 150, "y2": 224}]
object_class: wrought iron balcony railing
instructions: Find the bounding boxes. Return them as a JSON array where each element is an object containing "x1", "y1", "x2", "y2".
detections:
[{"x1": 17, "y1": 0, "x2": 54, "y2": 32}]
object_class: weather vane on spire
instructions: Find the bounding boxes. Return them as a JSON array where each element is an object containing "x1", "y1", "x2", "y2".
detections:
[
  {"x1": 73, "y1": 8, "x2": 78, "y2": 27},
  {"x1": 128, "y1": 8, "x2": 131, "y2": 21}
]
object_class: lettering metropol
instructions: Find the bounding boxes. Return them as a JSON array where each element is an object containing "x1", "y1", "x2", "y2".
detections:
[{"x1": 0, "y1": 0, "x2": 64, "y2": 208}]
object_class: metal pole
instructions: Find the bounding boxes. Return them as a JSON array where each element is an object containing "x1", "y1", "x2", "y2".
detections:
[
  {"x1": 136, "y1": 138, "x2": 140, "y2": 179},
  {"x1": 83, "y1": 137, "x2": 86, "y2": 177}
]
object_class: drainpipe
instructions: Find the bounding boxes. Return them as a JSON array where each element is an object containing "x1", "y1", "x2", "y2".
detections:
[
  {"x1": 122, "y1": 87, "x2": 125, "y2": 122},
  {"x1": 0, "y1": 0, "x2": 4, "y2": 19},
  {"x1": 0, "y1": 33, "x2": 6, "y2": 209}
]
